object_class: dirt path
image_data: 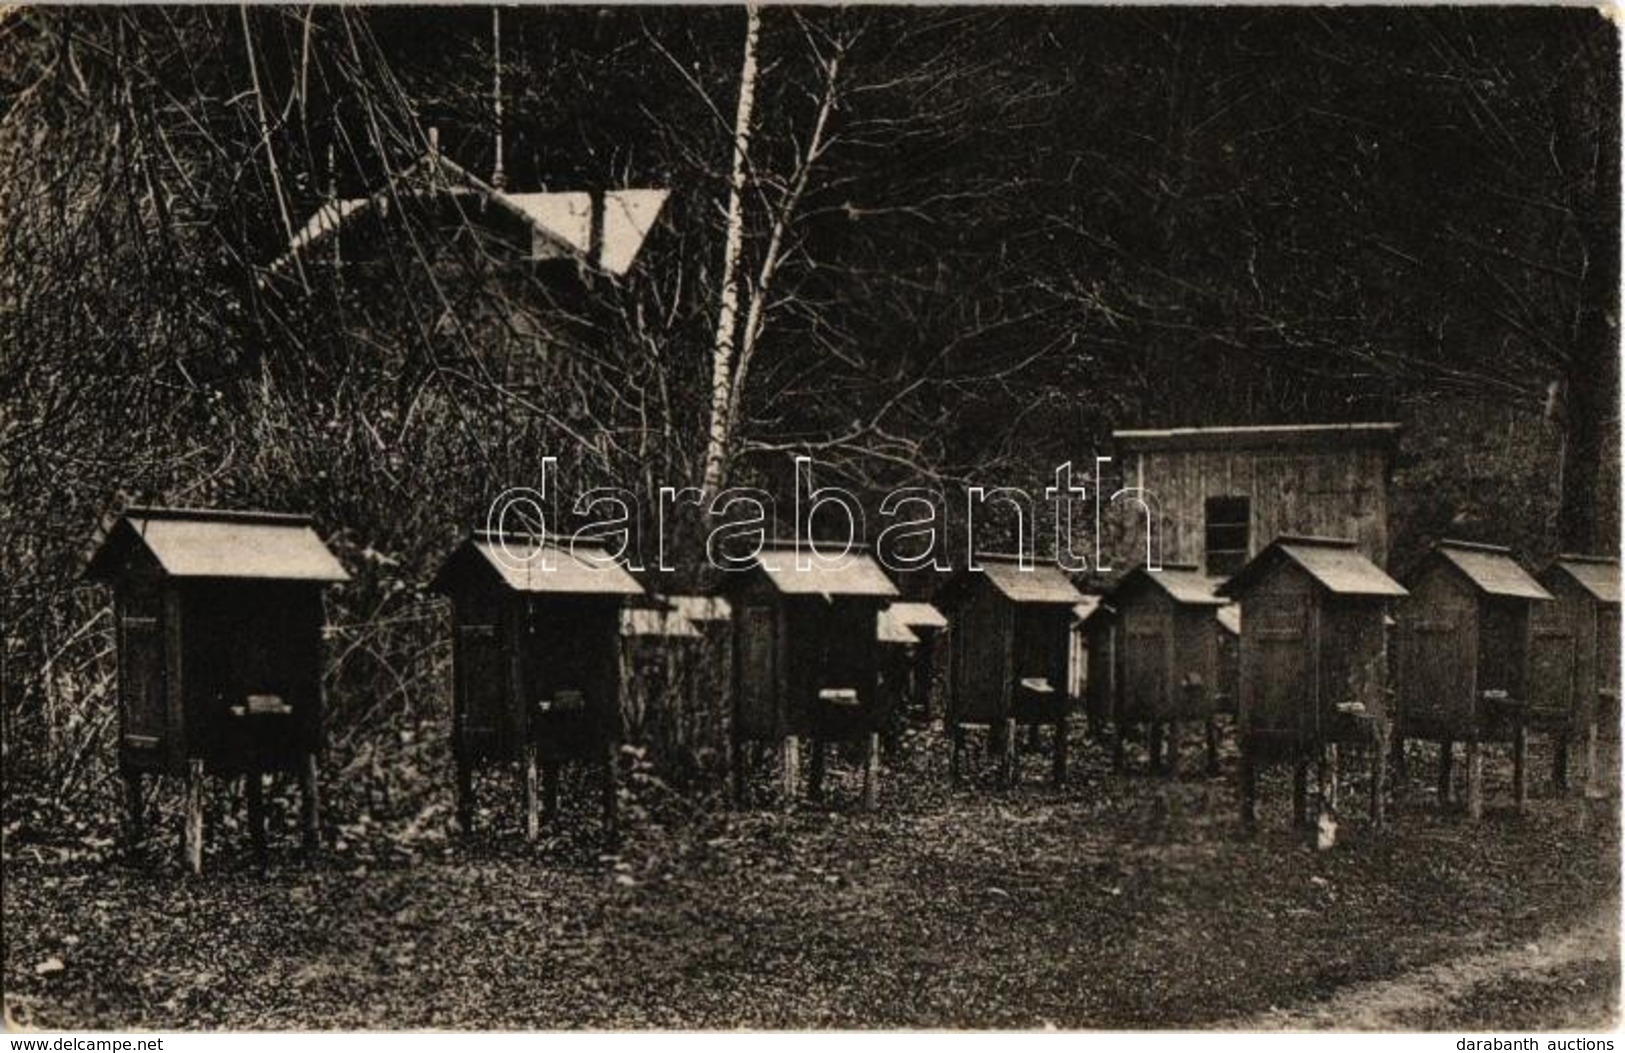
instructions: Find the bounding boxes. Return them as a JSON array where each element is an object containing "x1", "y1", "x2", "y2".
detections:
[{"x1": 1236, "y1": 904, "x2": 1621, "y2": 1031}]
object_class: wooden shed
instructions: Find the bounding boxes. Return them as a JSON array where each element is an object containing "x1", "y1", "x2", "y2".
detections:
[
  {"x1": 1104, "y1": 564, "x2": 1229, "y2": 778},
  {"x1": 1395, "y1": 541, "x2": 1553, "y2": 818},
  {"x1": 1531, "y1": 556, "x2": 1620, "y2": 792},
  {"x1": 725, "y1": 542, "x2": 900, "y2": 808},
  {"x1": 1217, "y1": 536, "x2": 1407, "y2": 833},
  {"x1": 940, "y1": 557, "x2": 1085, "y2": 786},
  {"x1": 1113, "y1": 423, "x2": 1399, "y2": 575},
  {"x1": 84, "y1": 506, "x2": 349, "y2": 872},
  {"x1": 431, "y1": 531, "x2": 644, "y2": 841}
]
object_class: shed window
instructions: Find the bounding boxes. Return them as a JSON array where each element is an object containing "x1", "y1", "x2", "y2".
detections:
[{"x1": 1205, "y1": 497, "x2": 1250, "y2": 576}]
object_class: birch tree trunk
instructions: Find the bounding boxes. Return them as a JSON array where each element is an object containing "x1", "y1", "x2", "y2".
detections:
[{"x1": 701, "y1": 5, "x2": 762, "y2": 500}]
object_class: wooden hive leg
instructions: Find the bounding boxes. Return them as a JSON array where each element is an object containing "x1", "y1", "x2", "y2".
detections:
[
  {"x1": 1001, "y1": 717, "x2": 1018, "y2": 786},
  {"x1": 299, "y1": 753, "x2": 322, "y2": 856},
  {"x1": 602, "y1": 739, "x2": 620, "y2": 845},
  {"x1": 1371, "y1": 724, "x2": 1388, "y2": 828},
  {"x1": 1205, "y1": 717, "x2": 1221, "y2": 777},
  {"x1": 1438, "y1": 739, "x2": 1455, "y2": 806},
  {"x1": 1111, "y1": 721, "x2": 1126, "y2": 773},
  {"x1": 1239, "y1": 737, "x2": 1259, "y2": 830},
  {"x1": 183, "y1": 758, "x2": 205, "y2": 876},
  {"x1": 782, "y1": 734, "x2": 802, "y2": 803},
  {"x1": 731, "y1": 729, "x2": 749, "y2": 806},
  {"x1": 1552, "y1": 734, "x2": 1570, "y2": 796},
  {"x1": 1165, "y1": 722, "x2": 1182, "y2": 780},
  {"x1": 862, "y1": 732, "x2": 881, "y2": 811},
  {"x1": 949, "y1": 723, "x2": 965, "y2": 785},
  {"x1": 245, "y1": 770, "x2": 268, "y2": 871},
  {"x1": 523, "y1": 743, "x2": 540, "y2": 843},
  {"x1": 1051, "y1": 714, "x2": 1069, "y2": 786},
  {"x1": 1585, "y1": 721, "x2": 1601, "y2": 798},
  {"x1": 1465, "y1": 738, "x2": 1484, "y2": 822},
  {"x1": 807, "y1": 738, "x2": 827, "y2": 803},
  {"x1": 1148, "y1": 722, "x2": 1165, "y2": 776},
  {"x1": 543, "y1": 757, "x2": 561, "y2": 824},
  {"x1": 1024, "y1": 721, "x2": 1041, "y2": 754},
  {"x1": 1315, "y1": 744, "x2": 1337, "y2": 849},
  {"x1": 1391, "y1": 732, "x2": 1408, "y2": 786},
  {"x1": 122, "y1": 764, "x2": 145, "y2": 857},
  {"x1": 1513, "y1": 720, "x2": 1529, "y2": 813},
  {"x1": 1291, "y1": 756, "x2": 1310, "y2": 829},
  {"x1": 455, "y1": 749, "x2": 475, "y2": 836}
]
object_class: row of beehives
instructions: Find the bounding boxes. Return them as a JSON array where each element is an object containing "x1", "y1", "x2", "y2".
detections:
[
  {"x1": 83, "y1": 507, "x2": 1617, "y2": 872},
  {"x1": 1078, "y1": 537, "x2": 1619, "y2": 830}
]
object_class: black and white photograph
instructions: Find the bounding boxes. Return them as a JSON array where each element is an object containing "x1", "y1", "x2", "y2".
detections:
[{"x1": 0, "y1": 2, "x2": 1619, "y2": 1036}]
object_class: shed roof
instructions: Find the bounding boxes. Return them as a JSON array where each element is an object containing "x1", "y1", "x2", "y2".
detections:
[
  {"x1": 1546, "y1": 556, "x2": 1621, "y2": 605},
  {"x1": 732, "y1": 542, "x2": 899, "y2": 600},
  {"x1": 1430, "y1": 541, "x2": 1552, "y2": 602},
  {"x1": 84, "y1": 507, "x2": 349, "y2": 583},
  {"x1": 877, "y1": 608, "x2": 921, "y2": 645},
  {"x1": 432, "y1": 532, "x2": 644, "y2": 597},
  {"x1": 975, "y1": 558, "x2": 1086, "y2": 606},
  {"x1": 1216, "y1": 603, "x2": 1242, "y2": 636},
  {"x1": 1219, "y1": 536, "x2": 1406, "y2": 599},
  {"x1": 1072, "y1": 595, "x2": 1103, "y2": 626},
  {"x1": 1113, "y1": 422, "x2": 1401, "y2": 454},
  {"x1": 1109, "y1": 563, "x2": 1228, "y2": 608},
  {"x1": 888, "y1": 601, "x2": 948, "y2": 631}
]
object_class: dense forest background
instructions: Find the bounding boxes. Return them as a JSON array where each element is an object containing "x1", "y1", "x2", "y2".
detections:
[{"x1": 0, "y1": 6, "x2": 1617, "y2": 817}]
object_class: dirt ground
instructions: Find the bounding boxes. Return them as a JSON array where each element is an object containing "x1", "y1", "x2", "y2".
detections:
[{"x1": 3, "y1": 724, "x2": 1619, "y2": 1030}]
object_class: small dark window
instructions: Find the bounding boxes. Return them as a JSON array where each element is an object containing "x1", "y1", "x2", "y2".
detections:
[{"x1": 1205, "y1": 496, "x2": 1250, "y2": 576}]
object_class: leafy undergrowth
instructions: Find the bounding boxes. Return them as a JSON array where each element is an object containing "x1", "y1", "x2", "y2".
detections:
[{"x1": 3, "y1": 725, "x2": 1618, "y2": 1030}]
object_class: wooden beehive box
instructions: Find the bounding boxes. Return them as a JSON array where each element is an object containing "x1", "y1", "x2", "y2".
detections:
[
  {"x1": 940, "y1": 557, "x2": 1085, "y2": 785},
  {"x1": 1218, "y1": 536, "x2": 1406, "y2": 830},
  {"x1": 724, "y1": 542, "x2": 899, "y2": 806},
  {"x1": 1395, "y1": 541, "x2": 1552, "y2": 743},
  {"x1": 84, "y1": 506, "x2": 349, "y2": 872},
  {"x1": 1532, "y1": 556, "x2": 1619, "y2": 784},
  {"x1": 1080, "y1": 599, "x2": 1119, "y2": 734},
  {"x1": 431, "y1": 531, "x2": 644, "y2": 839},
  {"x1": 887, "y1": 601, "x2": 948, "y2": 720},
  {"x1": 1101, "y1": 564, "x2": 1228, "y2": 775},
  {"x1": 620, "y1": 599, "x2": 703, "y2": 756}
]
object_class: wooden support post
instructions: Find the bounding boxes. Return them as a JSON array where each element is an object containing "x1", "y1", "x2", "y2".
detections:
[
  {"x1": 542, "y1": 758, "x2": 561, "y2": 823},
  {"x1": 807, "y1": 738, "x2": 827, "y2": 802},
  {"x1": 602, "y1": 740, "x2": 620, "y2": 844},
  {"x1": 1466, "y1": 738, "x2": 1484, "y2": 822},
  {"x1": 122, "y1": 766, "x2": 145, "y2": 855},
  {"x1": 1316, "y1": 745, "x2": 1337, "y2": 850},
  {"x1": 1051, "y1": 716, "x2": 1068, "y2": 786},
  {"x1": 299, "y1": 753, "x2": 322, "y2": 855},
  {"x1": 731, "y1": 734, "x2": 748, "y2": 806},
  {"x1": 1291, "y1": 758, "x2": 1310, "y2": 829},
  {"x1": 1001, "y1": 717, "x2": 1018, "y2": 786},
  {"x1": 1513, "y1": 721, "x2": 1529, "y2": 813},
  {"x1": 523, "y1": 744, "x2": 540, "y2": 842},
  {"x1": 1438, "y1": 739, "x2": 1455, "y2": 806},
  {"x1": 1112, "y1": 723, "x2": 1126, "y2": 773},
  {"x1": 1371, "y1": 725, "x2": 1388, "y2": 829},
  {"x1": 1585, "y1": 722, "x2": 1601, "y2": 798},
  {"x1": 1148, "y1": 722, "x2": 1165, "y2": 775},
  {"x1": 782, "y1": 734, "x2": 802, "y2": 803},
  {"x1": 949, "y1": 723, "x2": 965, "y2": 785},
  {"x1": 1165, "y1": 721, "x2": 1181, "y2": 780},
  {"x1": 1205, "y1": 717, "x2": 1221, "y2": 777},
  {"x1": 245, "y1": 771, "x2": 268, "y2": 871},
  {"x1": 862, "y1": 732, "x2": 881, "y2": 811},
  {"x1": 1391, "y1": 732, "x2": 1408, "y2": 786},
  {"x1": 1239, "y1": 738, "x2": 1259, "y2": 830},
  {"x1": 183, "y1": 758, "x2": 205, "y2": 876},
  {"x1": 1553, "y1": 735, "x2": 1571, "y2": 796},
  {"x1": 1024, "y1": 721, "x2": 1041, "y2": 754},
  {"x1": 455, "y1": 749, "x2": 475, "y2": 835}
]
